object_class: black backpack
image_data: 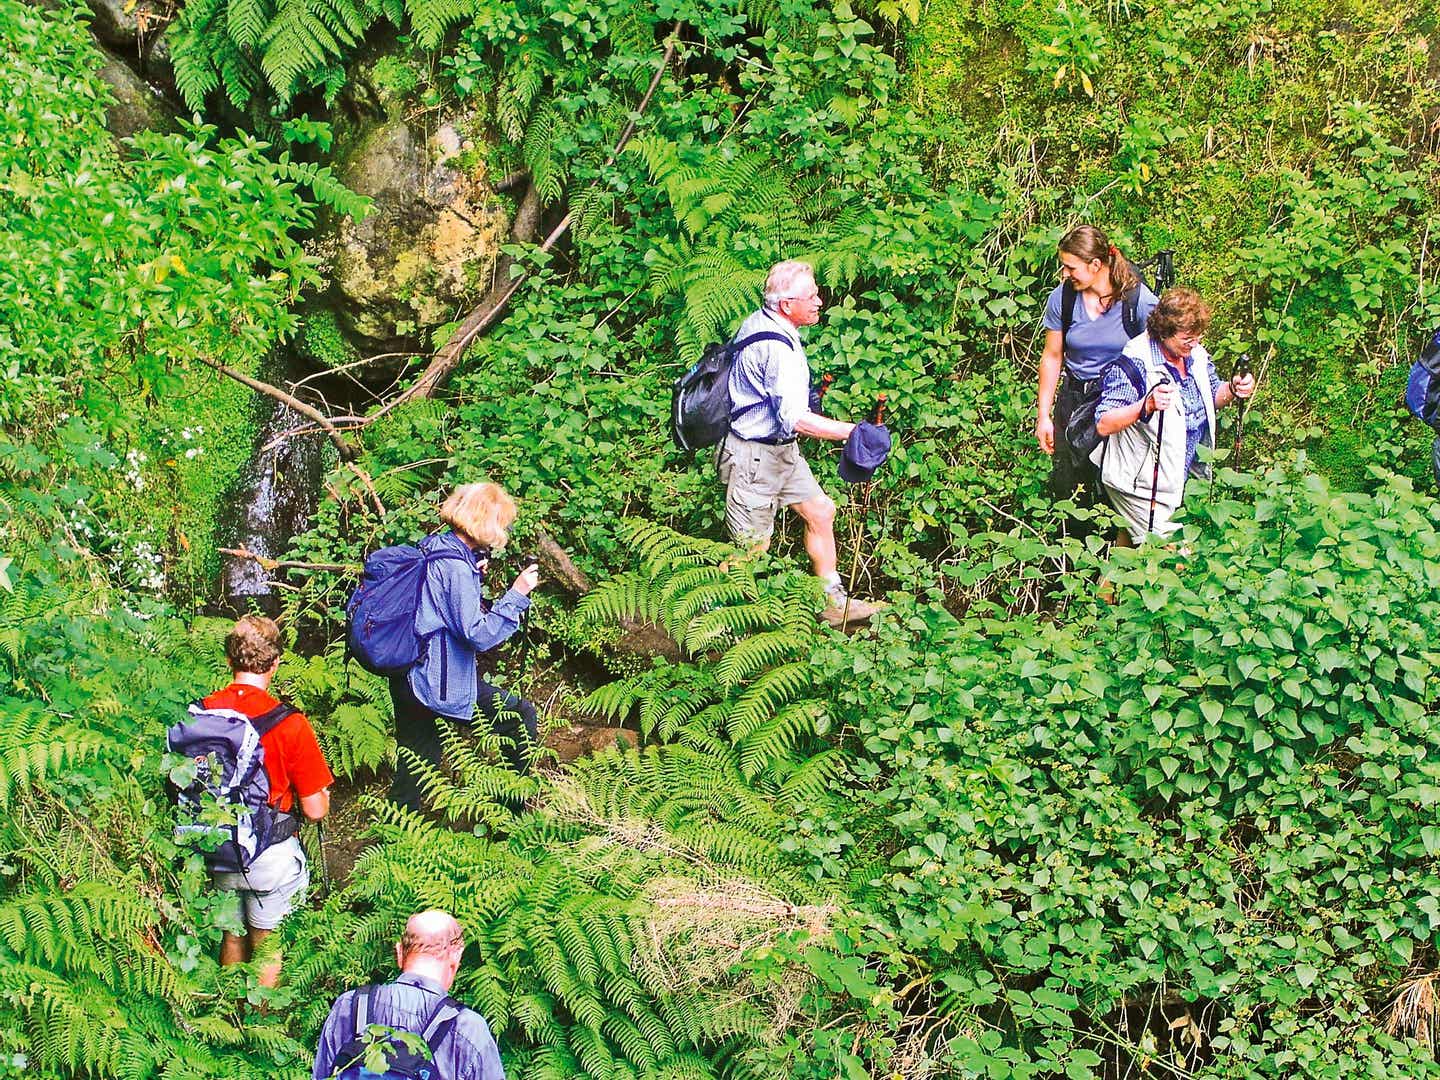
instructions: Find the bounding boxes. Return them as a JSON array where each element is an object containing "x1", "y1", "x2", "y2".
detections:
[
  {"x1": 328, "y1": 986, "x2": 463, "y2": 1080},
  {"x1": 670, "y1": 331, "x2": 794, "y2": 451}
]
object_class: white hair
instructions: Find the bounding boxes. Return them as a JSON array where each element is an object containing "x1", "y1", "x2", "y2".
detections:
[{"x1": 763, "y1": 260, "x2": 816, "y2": 308}]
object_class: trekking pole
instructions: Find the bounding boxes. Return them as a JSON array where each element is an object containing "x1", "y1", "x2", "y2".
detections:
[
  {"x1": 842, "y1": 394, "x2": 886, "y2": 625},
  {"x1": 517, "y1": 610, "x2": 532, "y2": 673},
  {"x1": 1147, "y1": 399, "x2": 1166, "y2": 537},
  {"x1": 313, "y1": 819, "x2": 331, "y2": 899},
  {"x1": 1230, "y1": 353, "x2": 1253, "y2": 468}
]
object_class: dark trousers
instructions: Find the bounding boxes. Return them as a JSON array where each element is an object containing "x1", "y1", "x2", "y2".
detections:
[
  {"x1": 388, "y1": 674, "x2": 539, "y2": 812},
  {"x1": 1048, "y1": 376, "x2": 1102, "y2": 532}
]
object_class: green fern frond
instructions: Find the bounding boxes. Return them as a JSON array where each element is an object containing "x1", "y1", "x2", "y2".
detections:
[
  {"x1": 260, "y1": 0, "x2": 374, "y2": 102},
  {"x1": 406, "y1": 0, "x2": 471, "y2": 48},
  {"x1": 715, "y1": 629, "x2": 803, "y2": 688},
  {"x1": 736, "y1": 701, "x2": 823, "y2": 779},
  {"x1": 226, "y1": 0, "x2": 272, "y2": 48},
  {"x1": 576, "y1": 571, "x2": 656, "y2": 627},
  {"x1": 724, "y1": 663, "x2": 813, "y2": 743}
]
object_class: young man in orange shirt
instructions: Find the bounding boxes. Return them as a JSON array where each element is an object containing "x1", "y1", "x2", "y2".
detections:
[{"x1": 201, "y1": 615, "x2": 333, "y2": 987}]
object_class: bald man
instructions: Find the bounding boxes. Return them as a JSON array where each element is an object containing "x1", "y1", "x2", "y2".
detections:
[{"x1": 313, "y1": 911, "x2": 505, "y2": 1080}]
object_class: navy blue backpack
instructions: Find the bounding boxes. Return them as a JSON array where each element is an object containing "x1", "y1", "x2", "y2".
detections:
[
  {"x1": 346, "y1": 541, "x2": 471, "y2": 676},
  {"x1": 328, "y1": 987, "x2": 462, "y2": 1080},
  {"x1": 1406, "y1": 330, "x2": 1440, "y2": 430}
]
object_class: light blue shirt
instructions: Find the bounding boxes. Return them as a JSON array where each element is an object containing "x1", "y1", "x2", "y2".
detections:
[
  {"x1": 1043, "y1": 283, "x2": 1159, "y2": 382},
  {"x1": 407, "y1": 530, "x2": 530, "y2": 720},
  {"x1": 727, "y1": 308, "x2": 808, "y2": 440},
  {"x1": 313, "y1": 971, "x2": 505, "y2": 1080}
]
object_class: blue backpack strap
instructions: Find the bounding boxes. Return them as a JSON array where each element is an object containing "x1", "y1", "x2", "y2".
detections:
[
  {"x1": 1114, "y1": 353, "x2": 1148, "y2": 399},
  {"x1": 352, "y1": 984, "x2": 372, "y2": 1033},
  {"x1": 419, "y1": 995, "x2": 463, "y2": 1058}
]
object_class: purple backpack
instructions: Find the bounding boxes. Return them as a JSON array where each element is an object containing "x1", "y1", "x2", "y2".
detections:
[
  {"x1": 167, "y1": 701, "x2": 297, "y2": 873},
  {"x1": 346, "y1": 542, "x2": 471, "y2": 676}
]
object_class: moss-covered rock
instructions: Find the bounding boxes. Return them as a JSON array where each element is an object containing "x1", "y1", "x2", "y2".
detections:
[
  {"x1": 322, "y1": 112, "x2": 508, "y2": 353},
  {"x1": 94, "y1": 43, "x2": 176, "y2": 140}
]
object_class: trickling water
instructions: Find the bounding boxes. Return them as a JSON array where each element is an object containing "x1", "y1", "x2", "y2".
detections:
[{"x1": 220, "y1": 395, "x2": 324, "y2": 601}]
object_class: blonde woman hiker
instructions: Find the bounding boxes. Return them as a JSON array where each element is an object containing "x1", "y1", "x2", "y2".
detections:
[{"x1": 386, "y1": 482, "x2": 540, "y2": 812}]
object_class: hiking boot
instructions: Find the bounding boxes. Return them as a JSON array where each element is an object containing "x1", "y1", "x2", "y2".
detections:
[{"x1": 821, "y1": 586, "x2": 884, "y2": 627}]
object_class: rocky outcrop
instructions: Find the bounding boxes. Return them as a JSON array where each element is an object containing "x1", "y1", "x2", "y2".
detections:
[
  {"x1": 95, "y1": 44, "x2": 177, "y2": 140},
  {"x1": 323, "y1": 115, "x2": 509, "y2": 353}
]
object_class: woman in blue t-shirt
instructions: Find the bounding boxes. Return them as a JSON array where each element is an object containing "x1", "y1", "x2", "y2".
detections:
[{"x1": 1035, "y1": 225, "x2": 1158, "y2": 507}]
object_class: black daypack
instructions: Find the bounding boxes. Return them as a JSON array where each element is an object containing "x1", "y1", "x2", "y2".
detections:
[
  {"x1": 328, "y1": 986, "x2": 463, "y2": 1080},
  {"x1": 1061, "y1": 252, "x2": 1174, "y2": 465},
  {"x1": 670, "y1": 331, "x2": 794, "y2": 451}
]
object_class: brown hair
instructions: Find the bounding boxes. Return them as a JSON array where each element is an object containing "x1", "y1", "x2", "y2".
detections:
[
  {"x1": 1146, "y1": 287, "x2": 1212, "y2": 341},
  {"x1": 225, "y1": 615, "x2": 283, "y2": 674},
  {"x1": 1058, "y1": 224, "x2": 1140, "y2": 302},
  {"x1": 439, "y1": 482, "x2": 518, "y2": 549}
]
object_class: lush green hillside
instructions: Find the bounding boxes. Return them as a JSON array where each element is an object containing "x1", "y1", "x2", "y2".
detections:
[{"x1": 3, "y1": 0, "x2": 1440, "y2": 1075}]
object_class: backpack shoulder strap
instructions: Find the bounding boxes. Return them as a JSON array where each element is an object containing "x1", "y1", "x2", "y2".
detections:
[
  {"x1": 732, "y1": 330, "x2": 794, "y2": 353},
  {"x1": 1114, "y1": 352, "x2": 1148, "y2": 399},
  {"x1": 249, "y1": 703, "x2": 298, "y2": 739},
  {"x1": 1121, "y1": 288, "x2": 1142, "y2": 339},
  {"x1": 728, "y1": 331, "x2": 795, "y2": 422},
  {"x1": 352, "y1": 984, "x2": 373, "y2": 1032},
  {"x1": 419, "y1": 995, "x2": 463, "y2": 1055},
  {"x1": 1060, "y1": 282, "x2": 1078, "y2": 349}
]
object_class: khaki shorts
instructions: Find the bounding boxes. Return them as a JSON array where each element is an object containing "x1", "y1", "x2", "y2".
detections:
[
  {"x1": 716, "y1": 432, "x2": 825, "y2": 545},
  {"x1": 211, "y1": 835, "x2": 309, "y2": 931}
]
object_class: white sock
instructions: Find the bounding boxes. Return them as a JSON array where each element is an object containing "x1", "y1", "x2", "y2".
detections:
[{"x1": 821, "y1": 572, "x2": 842, "y2": 592}]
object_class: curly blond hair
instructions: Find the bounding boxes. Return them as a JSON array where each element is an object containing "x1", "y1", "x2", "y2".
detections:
[
  {"x1": 439, "y1": 482, "x2": 517, "y2": 548},
  {"x1": 225, "y1": 615, "x2": 283, "y2": 674}
]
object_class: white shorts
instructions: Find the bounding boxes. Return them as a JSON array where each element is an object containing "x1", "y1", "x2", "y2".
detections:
[{"x1": 211, "y1": 836, "x2": 309, "y2": 931}]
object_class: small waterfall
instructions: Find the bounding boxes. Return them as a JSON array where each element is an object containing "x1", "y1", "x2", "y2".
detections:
[{"x1": 220, "y1": 393, "x2": 325, "y2": 602}]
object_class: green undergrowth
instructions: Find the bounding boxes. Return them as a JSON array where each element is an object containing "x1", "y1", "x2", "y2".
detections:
[
  {"x1": 905, "y1": 0, "x2": 1440, "y2": 488},
  {"x1": 3, "y1": 460, "x2": 1440, "y2": 1077}
]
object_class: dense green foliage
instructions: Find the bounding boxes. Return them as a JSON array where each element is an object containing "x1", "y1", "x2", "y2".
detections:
[{"x1": 5, "y1": 0, "x2": 1440, "y2": 1073}]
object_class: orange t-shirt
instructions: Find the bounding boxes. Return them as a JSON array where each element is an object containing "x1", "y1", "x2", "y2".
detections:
[{"x1": 201, "y1": 683, "x2": 333, "y2": 814}]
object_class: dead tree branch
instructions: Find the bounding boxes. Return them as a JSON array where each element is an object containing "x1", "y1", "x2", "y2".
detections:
[
  {"x1": 536, "y1": 529, "x2": 683, "y2": 662},
  {"x1": 221, "y1": 547, "x2": 360, "y2": 574},
  {"x1": 197, "y1": 356, "x2": 360, "y2": 461}
]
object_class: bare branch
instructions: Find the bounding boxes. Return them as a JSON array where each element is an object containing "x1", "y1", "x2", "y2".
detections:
[
  {"x1": 494, "y1": 169, "x2": 530, "y2": 192},
  {"x1": 221, "y1": 547, "x2": 359, "y2": 574},
  {"x1": 198, "y1": 356, "x2": 360, "y2": 461}
]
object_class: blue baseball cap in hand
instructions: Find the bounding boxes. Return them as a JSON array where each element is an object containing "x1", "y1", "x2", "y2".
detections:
[{"x1": 838, "y1": 421, "x2": 892, "y2": 484}]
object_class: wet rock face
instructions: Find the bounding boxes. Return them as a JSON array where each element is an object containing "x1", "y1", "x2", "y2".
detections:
[
  {"x1": 95, "y1": 44, "x2": 177, "y2": 140},
  {"x1": 325, "y1": 116, "x2": 508, "y2": 353}
]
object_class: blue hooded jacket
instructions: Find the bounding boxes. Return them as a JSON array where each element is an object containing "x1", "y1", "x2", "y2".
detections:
[{"x1": 407, "y1": 530, "x2": 531, "y2": 719}]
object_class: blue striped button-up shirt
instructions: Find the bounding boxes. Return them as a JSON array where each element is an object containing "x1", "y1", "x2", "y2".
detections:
[
  {"x1": 1096, "y1": 339, "x2": 1221, "y2": 476},
  {"x1": 313, "y1": 972, "x2": 505, "y2": 1080}
]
